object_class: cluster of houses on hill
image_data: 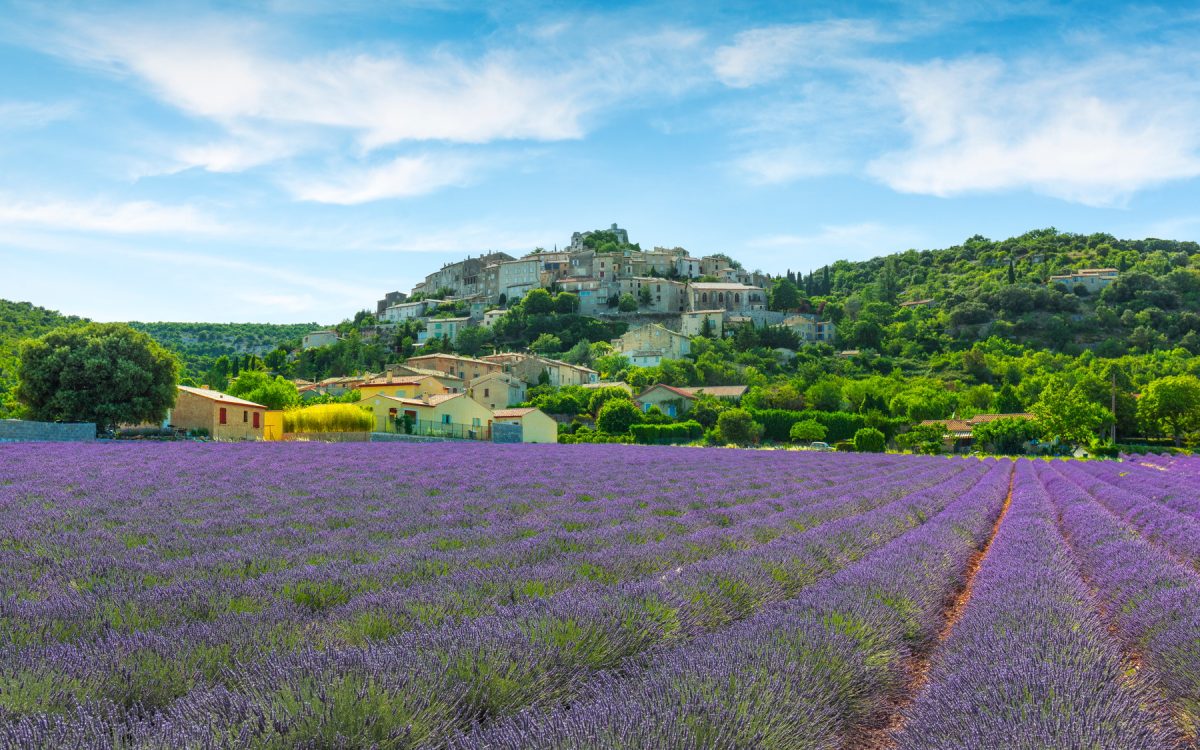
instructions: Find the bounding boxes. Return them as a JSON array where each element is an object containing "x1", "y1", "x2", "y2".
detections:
[{"x1": 304, "y1": 225, "x2": 839, "y2": 367}]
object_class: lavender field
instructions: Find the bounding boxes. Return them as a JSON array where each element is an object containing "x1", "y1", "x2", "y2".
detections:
[{"x1": 0, "y1": 443, "x2": 1198, "y2": 749}]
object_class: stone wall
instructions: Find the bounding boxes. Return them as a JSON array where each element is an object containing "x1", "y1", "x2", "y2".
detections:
[
  {"x1": 492, "y1": 423, "x2": 523, "y2": 443},
  {"x1": 0, "y1": 420, "x2": 95, "y2": 442}
]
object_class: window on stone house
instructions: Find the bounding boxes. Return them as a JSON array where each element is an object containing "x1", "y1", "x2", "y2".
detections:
[{"x1": 243, "y1": 410, "x2": 248, "y2": 423}]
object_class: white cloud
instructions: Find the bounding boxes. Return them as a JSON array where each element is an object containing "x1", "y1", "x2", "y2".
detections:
[
  {"x1": 0, "y1": 100, "x2": 76, "y2": 129},
  {"x1": 288, "y1": 152, "x2": 486, "y2": 204},
  {"x1": 747, "y1": 222, "x2": 925, "y2": 265},
  {"x1": 733, "y1": 145, "x2": 847, "y2": 184},
  {"x1": 0, "y1": 197, "x2": 222, "y2": 235},
  {"x1": 868, "y1": 56, "x2": 1200, "y2": 206},
  {"x1": 49, "y1": 13, "x2": 704, "y2": 165},
  {"x1": 713, "y1": 20, "x2": 887, "y2": 88}
]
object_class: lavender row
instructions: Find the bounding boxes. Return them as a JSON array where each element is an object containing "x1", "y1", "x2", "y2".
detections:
[
  {"x1": 0, "y1": 456, "x2": 958, "y2": 656},
  {"x1": 1048, "y1": 459, "x2": 1200, "y2": 566},
  {"x1": 1073, "y1": 458, "x2": 1200, "y2": 522},
  {"x1": 1045, "y1": 461, "x2": 1200, "y2": 741},
  {"x1": 450, "y1": 459, "x2": 1013, "y2": 749},
  {"x1": 0, "y1": 459, "x2": 990, "y2": 747},
  {"x1": 895, "y1": 462, "x2": 1171, "y2": 748}
]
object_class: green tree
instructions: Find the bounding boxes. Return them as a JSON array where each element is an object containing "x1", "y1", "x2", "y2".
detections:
[
  {"x1": 993, "y1": 383, "x2": 1023, "y2": 413},
  {"x1": 637, "y1": 286, "x2": 653, "y2": 306},
  {"x1": 596, "y1": 398, "x2": 644, "y2": 434},
  {"x1": 1031, "y1": 377, "x2": 1111, "y2": 446},
  {"x1": 523, "y1": 288, "x2": 554, "y2": 315},
  {"x1": 227, "y1": 370, "x2": 299, "y2": 410},
  {"x1": 17, "y1": 323, "x2": 179, "y2": 432},
  {"x1": 716, "y1": 408, "x2": 763, "y2": 445},
  {"x1": 454, "y1": 326, "x2": 490, "y2": 357},
  {"x1": 789, "y1": 419, "x2": 827, "y2": 443},
  {"x1": 972, "y1": 417, "x2": 1038, "y2": 455},
  {"x1": 805, "y1": 379, "x2": 843, "y2": 411},
  {"x1": 587, "y1": 386, "x2": 632, "y2": 416},
  {"x1": 554, "y1": 293, "x2": 580, "y2": 314},
  {"x1": 1137, "y1": 375, "x2": 1200, "y2": 446},
  {"x1": 896, "y1": 423, "x2": 944, "y2": 454},
  {"x1": 853, "y1": 427, "x2": 886, "y2": 452},
  {"x1": 769, "y1": 278, "x2": 802, "y2": 311},
  {"x1": 530, "y1": 333, "x2": 563, "y2": 355},
  {"x1": 618, "y1": 293, "x2": 639, "y2": 313}
]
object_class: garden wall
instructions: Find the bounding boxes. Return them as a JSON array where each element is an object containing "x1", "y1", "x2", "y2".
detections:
[{"x1": 0, "y1": 420, "x2": 95, "y2": 443}]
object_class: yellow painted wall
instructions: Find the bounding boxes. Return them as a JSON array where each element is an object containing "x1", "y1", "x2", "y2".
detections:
[
  {"x1": 263, "y1": 410, "x2": 284, "y2": 441},
  {"x1": 503, "y1": 410, "x2": 557, "y2": 443}
]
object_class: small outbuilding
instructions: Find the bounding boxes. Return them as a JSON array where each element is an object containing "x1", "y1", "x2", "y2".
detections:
[
  {"x1": 172, "y1": 386, "x2": 267, "y2": 440},
  {"x1": 492, "y1": 407, "x2": 558, "y2": 443}
]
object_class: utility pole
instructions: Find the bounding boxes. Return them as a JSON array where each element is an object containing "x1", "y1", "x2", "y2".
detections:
[{"x1": 1110, "y1": 368, "x2": 1118, "y2": 444}]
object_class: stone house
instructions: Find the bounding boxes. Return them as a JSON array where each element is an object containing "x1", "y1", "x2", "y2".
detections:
[
  {"x1": 613, "y1": 324, "x2": 692, "y2": 367},
  {"x1": 618, "y1": 277, "x2": 687, "y2": 313},
  {"x1": 467, "y1": 372, "x2": 527, "y2": 410},
  {"x1": 171, "y1": 385, "x2": 267, "y2": 440},
  {"x1": 688, "y1": 282, "x2": 766, "y2": 313},
  {"x1": 404, "y1": 354, "x2": 504, "y2": 382}
]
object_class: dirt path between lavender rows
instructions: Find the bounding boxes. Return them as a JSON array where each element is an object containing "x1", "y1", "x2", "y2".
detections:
[{"x1": 847, "y1": 461, "x2": 1016, "y2": 750}]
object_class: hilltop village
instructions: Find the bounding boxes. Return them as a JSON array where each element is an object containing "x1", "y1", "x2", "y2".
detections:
[{"x1": 304, "y1": 224, "x2": 836, "y2": 364}]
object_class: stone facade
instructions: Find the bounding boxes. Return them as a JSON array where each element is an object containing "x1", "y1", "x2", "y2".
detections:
[{"x1": 171, "y1": 386, "x2": 266, "y2": 440}]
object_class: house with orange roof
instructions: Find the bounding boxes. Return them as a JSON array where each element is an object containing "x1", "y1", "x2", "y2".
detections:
[
  {"x1": 635, "y1": 383, "x2": 748, "y2": 418},
  {"x1": 357, "y1": 374, "x2": 447, "y2": 401},
  {"x1": 171, "y1": 385, "x2": 267, "y2": 440}
]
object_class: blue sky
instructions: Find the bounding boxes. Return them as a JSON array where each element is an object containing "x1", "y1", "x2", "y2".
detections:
[{"x1": 2, "y1": 1, "x2": 1199, "y2": 323}]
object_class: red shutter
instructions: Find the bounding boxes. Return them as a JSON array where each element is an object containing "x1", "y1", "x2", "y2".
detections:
[
  {"x1": 252, "y1": 411, "x2": 260, "y2": 428},
  {"x1": 219, "y1": 407, "x2": 227, "y2": 425}
]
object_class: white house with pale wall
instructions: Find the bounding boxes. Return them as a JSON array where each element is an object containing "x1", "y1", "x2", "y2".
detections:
[
  {"x1": 1049, "y1": 268, "x2": 1119, "y2": 293},
  {"x1": 417, "y1": 317, "x2": 471, "y2": 345},
  {"x1": 613, "y1": 323, "x2": 692, "y2": 367},
  {"x1": 301, "y1": 330, "x2": 340, "y2": 350},
  {"x1": 681, "y1": 310, "x2": 725, "y2": 337},
  {"x1": 492, "y1": 408, "x2": 558, "y2": 443}
]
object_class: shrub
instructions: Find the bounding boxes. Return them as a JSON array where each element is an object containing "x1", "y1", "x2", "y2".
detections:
[
  {"x1": 630, "y1": 421, "x2": 704, "y2": 445},
  {"x1": 788, "y1": 419, "x2": 827, "y2": 443},
  {"x1": 596, "y1": 399, "x2": 644, "y2": 435},
  {"x1": 853, "y1": 427, "x2": 886, "y2": 453},
  {"x1": 284, "y1": 404, "x2": 373, "y2": 433},
  {"x1": 834, "y1": 440, "x2": 855, "y2": 452},
  {"x1": 716, "y1": 409, "x2": 763, "y2": 445},
  {"x1": 749, "y1": 409, "x2": 866, "y2": 443}
]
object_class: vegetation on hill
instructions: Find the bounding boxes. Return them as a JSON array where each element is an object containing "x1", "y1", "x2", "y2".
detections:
[
  {"x1": 129, "y1": 321, "x2": 318, "y2": 380},
  {"x1": 0, "y1": 300, "x2": 85, "y2": 416}
]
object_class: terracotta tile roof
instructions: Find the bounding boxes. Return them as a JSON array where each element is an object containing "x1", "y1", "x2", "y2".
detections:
[
  {"x1": 678, "y1": 385, "x2": 748, "y2": 398},
  {"x1": 493, "y1": 408, "x2": 538, "y2": 418},
  {"x1": 360, "y1": 375, "x2": 432, "y2": 387},
  {"x1": 177, "y1": 385, "x2": 267, "y2": 409},
  {"x1": 361, "y1": 393, "x2": 462, "y2": 407},
  {"x1": 918, "y1": 413, "x2": 1035, "y2": 436}
]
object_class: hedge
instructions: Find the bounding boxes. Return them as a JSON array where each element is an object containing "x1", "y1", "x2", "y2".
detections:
[
  {"x1": 749, "y1": 409, "x2": 868, "y2": 443},
  {"x1": 630, "y1": 421, "x2": 704, "y2": 445}
]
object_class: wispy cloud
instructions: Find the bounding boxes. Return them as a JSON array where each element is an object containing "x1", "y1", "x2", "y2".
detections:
[
  {"x1": 0, "y1": 100, "x2": 76, "y2": 129},
  {"x1": 288, "y1": 152, "x2": 490, "y2": 204},
  {"x1": 44, "y1": 12, "x2": 705, "y2": 166},
  {"x1": 868, "y1": 54, "x2": 1200, "y2": 206},
  {"x1": 0, "y1": 197, "x2": 222, "y2": 235},
  {"x1": 712, "y1": 20, "x2": 889, "y2": 88},
  {"x1": 747, "y1": 222, "x2": 925, "y2": 265}
]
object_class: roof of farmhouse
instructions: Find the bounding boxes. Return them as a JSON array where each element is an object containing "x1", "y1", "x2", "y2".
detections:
[{"x1": 177, "y1": 385, "x2": 267, "y2": 409}]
